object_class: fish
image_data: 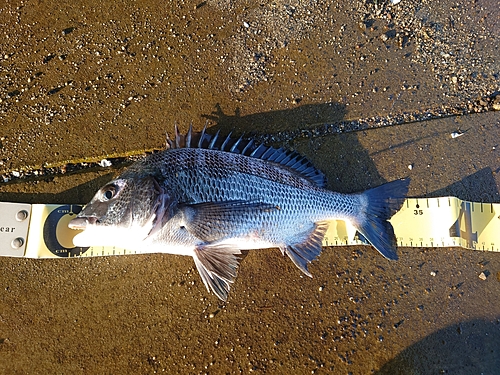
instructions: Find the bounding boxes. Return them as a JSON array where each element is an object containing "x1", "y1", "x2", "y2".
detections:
[{"x1": 69, "y1": 126, "x2": 410, "y2": 301}]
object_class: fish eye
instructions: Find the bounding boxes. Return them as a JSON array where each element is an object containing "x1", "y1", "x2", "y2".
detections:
[{"x1": 101, "y1": 185, "x2": 117, "y2": 201}]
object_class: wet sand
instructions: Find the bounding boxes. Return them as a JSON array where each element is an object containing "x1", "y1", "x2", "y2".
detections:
[{"x1": 1, "y1": 0, "x2": 499, "y2": 373}]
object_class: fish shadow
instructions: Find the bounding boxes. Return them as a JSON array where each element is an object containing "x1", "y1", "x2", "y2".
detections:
[
  {"x1": 375, "y1": 318, "x2": 500, "y2": 375},
  {"x1": 202, "y1": 102, "x2": 390, "y2": 192},
  {"x1": 426, "y1": 167, "x2": 499, "y2": 202},
  {"x1": 203, "y1": 102, "x2": 347, "y2": 136}
]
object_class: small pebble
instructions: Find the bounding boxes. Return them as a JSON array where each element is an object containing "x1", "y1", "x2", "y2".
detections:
[
  {"x1": 478, "y1": 272, "x2": 487, "y2": 280},
  {"x1": 451, "y1": 130, "x2": 464, "y2": 138},
  {"x1": 98, "y1": 159, "x2": 112, "y2": 167}
]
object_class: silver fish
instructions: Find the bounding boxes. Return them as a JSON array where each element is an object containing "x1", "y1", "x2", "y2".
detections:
[{"x1": 69, "y1": 126, "x2": 410, "y2": 300}]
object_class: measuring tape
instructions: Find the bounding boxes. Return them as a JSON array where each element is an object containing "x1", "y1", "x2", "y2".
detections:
[{"x1": 0, "y1": 197, "x2": 499, "y2": 258}]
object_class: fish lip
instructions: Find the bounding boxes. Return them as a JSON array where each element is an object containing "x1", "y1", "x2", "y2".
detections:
[{"x1": 68, "y1": 216, "x2": 99, "y2": 230}]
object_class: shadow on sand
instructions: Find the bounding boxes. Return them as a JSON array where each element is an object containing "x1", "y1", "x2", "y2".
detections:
[
  {"x1": 1, "y1": 103, "x2": 498, "y2": 204},
  {"x1": 203, "y1": 102, "x2": 347, "y2": 136},
  {"x1": 376, "y1": 318, "x2": 500, "y2": 375}
]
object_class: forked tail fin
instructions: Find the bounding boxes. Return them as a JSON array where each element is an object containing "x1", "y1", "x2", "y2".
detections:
[{"x1": 355, "y1": 178, "x2": 410, "y2": 260}]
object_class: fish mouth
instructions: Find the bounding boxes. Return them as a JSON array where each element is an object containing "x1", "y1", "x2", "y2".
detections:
[{"x1": 68, "y1": 216, "x2": 99, "y2": 230}]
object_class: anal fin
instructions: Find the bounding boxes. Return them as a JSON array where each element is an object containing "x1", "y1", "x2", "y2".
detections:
[
  {"x1": 192, "y1": 245, "x2": 242, "y2": 301},
  {"x1": 282, "y1": 222, "x2": 328, "y2": 277}
]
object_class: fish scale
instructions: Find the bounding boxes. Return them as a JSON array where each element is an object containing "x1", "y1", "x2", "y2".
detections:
[
  {"x1": 69, "y1": 126, "x2": 410, "y2": 301},
  {"x1": 148, "y1": 148, "x2": 353, "y2": 219},
  {"x1": 163, "y1": 159, "x2": 340, "y2": 225}
]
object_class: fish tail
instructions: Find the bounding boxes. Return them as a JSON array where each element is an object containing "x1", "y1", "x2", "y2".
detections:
[{"x1": 354, "y1": 178, "x2": 410, "y2": 260}]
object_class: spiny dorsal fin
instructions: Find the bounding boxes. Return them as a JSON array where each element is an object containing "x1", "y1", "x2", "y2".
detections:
[{"x1": 166, "y1": 126, "x2": 327, "y2": 187}]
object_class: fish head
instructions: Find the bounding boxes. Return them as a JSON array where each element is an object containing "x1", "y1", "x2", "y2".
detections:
[{"x1": 68, "y1": 175, "x2": 171, "y2": 248}]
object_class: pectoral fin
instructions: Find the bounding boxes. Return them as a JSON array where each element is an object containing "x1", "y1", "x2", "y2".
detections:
[
  {"x1": 193, "y1": 245, "x2": 242, "y2": 301},
  {"x1": 181, "y1": 200, "x2": 279, "y2": 243}
]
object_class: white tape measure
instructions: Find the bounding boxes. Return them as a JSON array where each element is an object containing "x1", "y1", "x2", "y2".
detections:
[{"x1": 0, "y1": 197, "x2": 499, "y2": 258}]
